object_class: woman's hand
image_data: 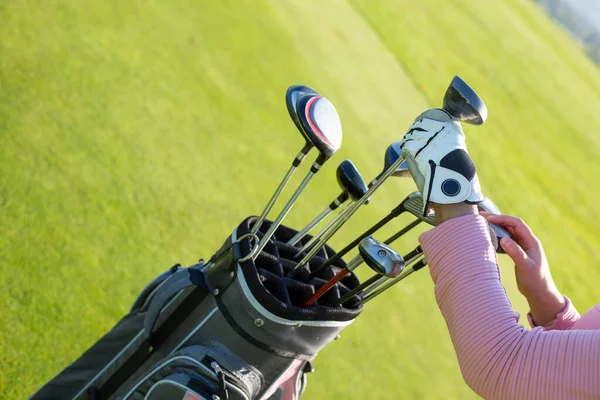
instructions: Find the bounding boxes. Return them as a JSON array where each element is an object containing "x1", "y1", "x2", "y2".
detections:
[{"x1": 480, "y1": 212, "x2": 565, "y2": 326}]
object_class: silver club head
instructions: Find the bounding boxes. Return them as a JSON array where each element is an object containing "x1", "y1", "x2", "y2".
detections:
[
  {"x1": 478, "y1": 197, "x2": 502, "y2": 215},
  {"x1": 442, "y1": 76, "x2": 488, "y2": 125},
  {"x1": 358, "y1": 236, "x2": 406, "y2": 278},
  {"x1": 403, "y1": 193, "x2": 435, "y2": 225},
  {"x1": 296, "y1": 94, "x2": 343, "y2": 161}
]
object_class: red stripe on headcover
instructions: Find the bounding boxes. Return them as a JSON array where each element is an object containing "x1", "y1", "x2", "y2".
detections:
[{"x1": 305, "y1": 96, "x2": 331, "y2": 145}]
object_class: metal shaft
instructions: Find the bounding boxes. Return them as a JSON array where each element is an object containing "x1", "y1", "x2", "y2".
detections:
[
  {"x1": 253, "y1": 162, "x2": 319, "y2": 259},
  {"x1": 361, "y1": 248, "x2": 423, "y2": 297},
  {"x1": 287, "y1": 206, "x2": 334, "y2": 246},
  {"x1": 294, "y1": 201, "x2": 355, "y2": 256},
  {"x1": 251, "y1": 150, "x2": 306, "y2": 234},
  {"x1": 288, "y1": 156, "x2": 405, "y2": 277},
  {"x1": 361, "y1": 259, "x2": 428, "y2": 304},
  {"x1": 333, "y1": 274, "x2": 380, "y2": 306}
]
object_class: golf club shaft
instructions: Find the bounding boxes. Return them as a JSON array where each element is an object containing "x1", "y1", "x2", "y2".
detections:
[
  {"x1": 333, "y1": 274, "x2": 380, "y2": 306},
  {"x1": 251, "y1": 151, "x2": 306, "y2": 234},
  {"x1": 289, "y1": 156, "x2": 405, "y2": 277},
  {"x1": 384, "y1": 219, "x2": 422, "y2": 245},
  {"x1": 361, "y1": 250, "x2": 424, "y2": 297},
  {"x1": 287, "y1": 205, "x2": 335, "y2": 246},
  {"x1": 303, "y1": 254, "x2": 361, "y2": 306},
  {"x1": 309, "y1": 212, "x2": 397, "y2": 278},
  {"x1": 361, "y1": 259, "x2": 428, "y2": 304},
  {"x1": 295, "y1": 201, "x2": 355, "y2": 256},
  {"x1": 253, "y1": 162, "x2": 320, "y2": 259}
]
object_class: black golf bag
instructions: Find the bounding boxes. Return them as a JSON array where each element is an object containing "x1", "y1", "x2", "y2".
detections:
[{"x1": 31, "y1": 217, "x2": 364, "y2": 400}]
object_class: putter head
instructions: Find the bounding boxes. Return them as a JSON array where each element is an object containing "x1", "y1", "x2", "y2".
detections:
[
  {"x1": 336, "y1": 159, "x2": 369, "y2": 201},
  {"x1": 385, "y1": 142, "x2": 410, "y2": 177},
  {"x1": 442, "y1": 76, "x2": 488, "y2": 125},
  {"x1": 403, "y1": 193, "x2": 435, "y2": 225},
  {"x1": 286, "y1": 85, "x2": 319, "y2": 142},
  {"x1": 358, "y1": 236, "x2": 406, "y2": 278},
  {"x1": 296, "y1": 94, "x2": 343, "y2": 161}
]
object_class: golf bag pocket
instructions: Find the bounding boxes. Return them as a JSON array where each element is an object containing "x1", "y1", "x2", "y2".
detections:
[{"x1": 118, "y1": 344, "x2": 262, "y2": 400}]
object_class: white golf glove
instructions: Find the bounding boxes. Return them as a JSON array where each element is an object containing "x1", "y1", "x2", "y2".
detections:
[{"x1": 399, "y1": 108, "x2": 485, "y2": 215}]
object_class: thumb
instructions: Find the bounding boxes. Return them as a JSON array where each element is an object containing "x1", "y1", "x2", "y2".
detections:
[{"x1": 500, "y1": 237, "x2": 528, "y2": 266}]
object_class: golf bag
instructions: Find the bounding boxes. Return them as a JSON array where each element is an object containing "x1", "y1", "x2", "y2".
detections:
[{"x1": 31, "y1": 216, "x2": 364, "y2": 400}]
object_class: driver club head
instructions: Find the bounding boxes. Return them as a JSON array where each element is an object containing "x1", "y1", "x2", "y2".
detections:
[
  {"x1": 358, "y1": 236, "x2": 406, "y2": 278},
  {"x1": 336, "y1": 159, "x2": 369, "y2": 201},
  {"x1": 286, "y1": 85, "x2": 319, "y2": 140},
  {"x1": 296, "y1": 94, "x2": 343, "y2": 160},
  {"x1": 442, "y1": 76, "x2": 488, "y2": 125},
  {"x1": 403, "y1": 193, "x2": 435, "y2": 225}
]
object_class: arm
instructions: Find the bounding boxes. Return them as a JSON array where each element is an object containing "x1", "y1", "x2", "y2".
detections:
[
  {"x1": 422, "y1": 205, "x2": 600, "y2": 399},
  {"x1": 481, "y1": 212, "x2": 580, "y2": 330}
]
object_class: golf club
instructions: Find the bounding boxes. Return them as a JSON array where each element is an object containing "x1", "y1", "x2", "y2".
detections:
[
  {"x1": 253, "y1": 93, "x2": 343, "y2": 258},
  {"x1": 309, "y1": 192, "x2": 425, "y2": 279},
  {"x1": 251, "y1": 85, "x2": 320, "y2": 235},
  {"x1": 331, "y1": 238, "x2": 406, "y2": 307},
  {"x1": 362, "y1": 202, "x2": 512, "y2": 298},
  {"x1": 287, "y1": 159, "x2": 368, "y2": 246},
  {"x1": 293, "y1": 142, "x2": 408, "y2": 257},
  {"x1": 303, "y1": 236, "x2": 403, "y2": 306},
  {"x1": 368, "y1": 141, "x2": 409, "y2": 187},
  {"x1": 361, "y1": 258, "x2": 428, "y2": 305},
  {"x1": 289, "y1": 75, "x2": 486, "y2": 278}
]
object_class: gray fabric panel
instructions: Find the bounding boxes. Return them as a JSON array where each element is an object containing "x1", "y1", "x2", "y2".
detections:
[
  {"x1": 218, "y1": 273, "x2": 347, "y2": 357},
  {"x1": 30, "y1": 313, "x2": 146, "y2": 400},
  {"x1": 143, "y1": 268, "x2": 196, "y2": 338},
  {"x1": 181, "y1": 311, "x2": 295, "y2": 393},
  {"x1": 113, "y1": 292, "x2": 219, "y2": 398}
]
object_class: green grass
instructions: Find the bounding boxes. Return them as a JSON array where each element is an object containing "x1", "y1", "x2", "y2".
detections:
[{"x1": 1, "y1": 0, "x2": 599, "y2": 398}]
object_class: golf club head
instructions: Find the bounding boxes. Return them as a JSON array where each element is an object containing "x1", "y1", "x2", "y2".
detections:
[
  {"x1": 336, "y1": 159, "x2": 369, "y2": 201},
  {"x1": 358, "y1": 236, "x2": 406, "y2": 278},
  {"x1": 442, "y1": 76, "x2": 488, "y2": 125},
  {"x1": 404, "y1": 193, "x2": 435, "y2": 225},
  {"x1": 286, "y1": 85, "x2": 320, "y2": 145},
  {"x1": 296, "y1": 94, "x2": 343, "y2": 161},
  {"x1": 385, "y1": 142, "x2": 410, "y2": 177},
  {"x1": 487, "y1": 222, "x2": 509, "y2": 254}
]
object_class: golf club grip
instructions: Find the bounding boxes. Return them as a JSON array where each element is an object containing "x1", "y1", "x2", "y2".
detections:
[
  {"x1": 334, "y1": 274, "x2": 380, "y2": 306},
  {"x1": 309, "y1": 212, "x2": 396, "y2": 278},
  {"x1": 384, "y1": 219, "x2": 422, "y2": 245},
  {"x1": 303, "y1": 268, "x2": 349, "y2": 306},
  {"x1": 403, "y1": 246, "x2": 422, "y2": 262}
]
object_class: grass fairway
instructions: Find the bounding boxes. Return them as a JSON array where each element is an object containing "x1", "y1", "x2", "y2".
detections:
[{"x1": 2, "y1": 0, "x2": 600, "y2": 398}]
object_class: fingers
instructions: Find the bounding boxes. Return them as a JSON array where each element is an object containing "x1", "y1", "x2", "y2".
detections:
[
  {"x1": 499, "y1": 236, "x2": 529, "y2": 266},
  {"x1": 480, "y1": 212, "x2": 539, "y2": 250}
]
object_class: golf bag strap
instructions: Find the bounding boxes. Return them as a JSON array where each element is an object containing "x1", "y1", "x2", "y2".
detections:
[{"x1": 144, "y1": 266, "x2": 207, "y2": 341}]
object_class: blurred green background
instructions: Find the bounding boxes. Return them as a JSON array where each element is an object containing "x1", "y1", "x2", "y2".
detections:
[{"x1": 2, "y1": 0, "x2": 600, "y2": 398}]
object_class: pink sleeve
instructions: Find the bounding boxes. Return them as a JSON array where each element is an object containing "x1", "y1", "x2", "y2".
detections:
[
  {"x1": 527, "y1": 296, "x2": 580, "y2": 330},
  {"x1": 419, "y1": 214, "x2": 600, "y2": 399}
]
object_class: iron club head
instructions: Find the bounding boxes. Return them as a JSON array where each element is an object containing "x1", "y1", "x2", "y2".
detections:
[
  {"x1": 296, "y1": 94, "x2": 343, "y2": 162},
  {"x1": 403, "y1": 193, "x2": 435, "y2": 225},
  {"x1": 442, "y1": 76, "x2": 488, "y2": 125}
]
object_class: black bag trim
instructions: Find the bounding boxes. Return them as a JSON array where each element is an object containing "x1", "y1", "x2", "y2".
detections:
[
  {"x1": 215, "y1": 294, "x2": 312, "y2": 361},
  {"x1": 95, "y1": 286, "x2": 210, "y2": 399}
]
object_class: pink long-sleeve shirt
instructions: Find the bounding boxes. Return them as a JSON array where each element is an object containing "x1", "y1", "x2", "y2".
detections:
[{"x1": 419, "y1": 214, "x2": 600, "y2": 399}]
